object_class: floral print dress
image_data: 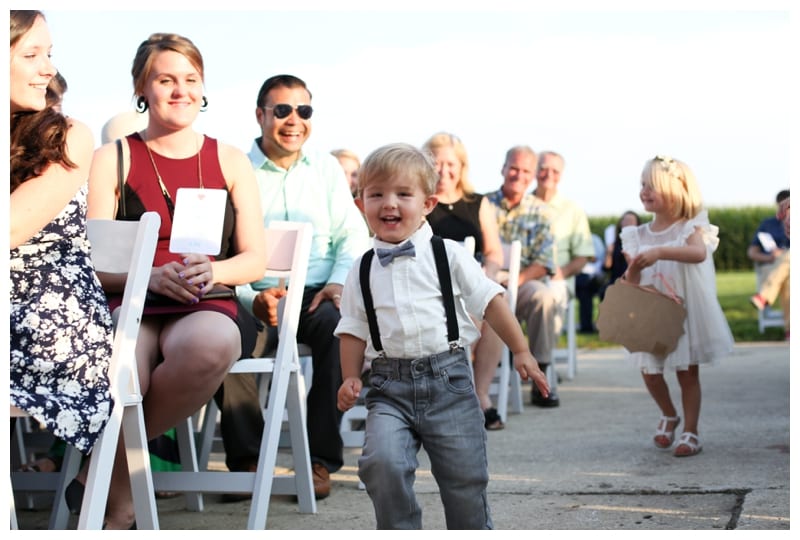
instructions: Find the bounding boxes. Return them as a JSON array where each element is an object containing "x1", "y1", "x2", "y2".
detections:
[{"x1": 10, "y1": 184, "x2": 114, "y2": 454}]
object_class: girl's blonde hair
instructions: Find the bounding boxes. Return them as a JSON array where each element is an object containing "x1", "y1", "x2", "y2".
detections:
[
  {"x1": 359, "y1": 143, "x2": 438, "y2": 197},
  {"x1": 421, "y1": 132, "x2": 476, "y2": 198},
  {"x1": 641, "y1": 155, "x2": 703, "y2": 219}
]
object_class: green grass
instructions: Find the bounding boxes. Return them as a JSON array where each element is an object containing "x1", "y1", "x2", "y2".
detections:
[{"x1": 563, "y1": 270, "x2": 786, "y2": 350}]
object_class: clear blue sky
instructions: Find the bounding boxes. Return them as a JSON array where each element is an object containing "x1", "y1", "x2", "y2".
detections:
[{"x1": 19, "y1": 1, "x2": 799, "y2": 216}]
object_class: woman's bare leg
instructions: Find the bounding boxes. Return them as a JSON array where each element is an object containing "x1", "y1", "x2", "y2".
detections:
[{"x1": 102, "y1": 312, "x2": 239, "y2": 528}]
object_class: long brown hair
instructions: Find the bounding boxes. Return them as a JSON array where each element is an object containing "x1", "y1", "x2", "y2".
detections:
[{"x1": 10, "y1": 10, "x2": 75, "y2": 193}]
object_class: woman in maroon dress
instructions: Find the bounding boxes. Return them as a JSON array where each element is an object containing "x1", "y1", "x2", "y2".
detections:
[{"x1": 81, "y1": 33, "x2": 266, "y2": 529}]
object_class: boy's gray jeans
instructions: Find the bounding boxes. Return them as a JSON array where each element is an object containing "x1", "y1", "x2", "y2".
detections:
[{"x1": 358, "y1": 348, "x2": 493, "y2": 530}]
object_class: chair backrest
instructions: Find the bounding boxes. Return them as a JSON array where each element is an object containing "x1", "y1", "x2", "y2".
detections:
[
  {"x1": 462, "y1": 236, "x2": 476, "y2": 257},
  {"x1": 494, "y1": 240, "x2": 523, "y2": 421},
  {"x1": 263, "y1": 221, "x2": 313, "y2": 359},
  {"x1": 87, "y1": 212, "x2": 160, "y2": 395},
  {"x1": 502, "y1": 241, "x2": 522, "y2": 311}
]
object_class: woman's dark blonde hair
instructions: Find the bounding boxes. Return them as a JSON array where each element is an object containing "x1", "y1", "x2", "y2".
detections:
[
  {"x1": 131, "y1": 33, "x2": 204, "y2": 97},
  {"x1": 421, "y1": 132, "x2": 477, "y2": 200},
  {"x1": 10, "y1": 10, "x2": 74, "y2": 193},
  {"x1": 359, "y1": 143, "x2": 438, "y2": 198}
]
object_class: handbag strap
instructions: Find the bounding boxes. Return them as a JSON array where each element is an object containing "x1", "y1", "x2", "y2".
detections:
[{"x1": 116, "y1": 138, "x2": 126, "y2": 218}]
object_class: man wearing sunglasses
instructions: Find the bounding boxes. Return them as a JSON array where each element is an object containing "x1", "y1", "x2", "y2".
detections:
[{"x1": 227, "y1": 74, "x2": 369, "y2": 500}]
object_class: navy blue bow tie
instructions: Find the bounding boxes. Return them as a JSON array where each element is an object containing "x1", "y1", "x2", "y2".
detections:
[{"x1": 376, "y1": 240, "x2": 416, "y2": 267}]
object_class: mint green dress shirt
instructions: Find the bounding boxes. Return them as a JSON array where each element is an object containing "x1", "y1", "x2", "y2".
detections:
[{"x1": 236, "y1": 140, "x2": 370, "y2": 315}]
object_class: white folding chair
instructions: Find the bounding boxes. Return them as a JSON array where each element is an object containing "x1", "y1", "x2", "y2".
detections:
[
  {"x1": 11, "y1": 212, "x2": 161, "y2": 530},
  {"x1": 195, "y1": 344, "x2": 314, "y2": 462},
  {"x1": 152, "y1": 221, "x2": 316, "y2": 530},
  {"x1": 493, "y1": 240, "x2": 524, "y2": 421},
  {"x1": 553, "y1": 297, "x2": 578, "y2": 381}
]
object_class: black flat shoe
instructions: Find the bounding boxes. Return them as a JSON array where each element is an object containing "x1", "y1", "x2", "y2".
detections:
[
  {"x1": 531, "y1": 385, "x2": 560, "y2": 408},
  {"x1": 64, "y1": 478, "x2": 85, "y2": 515},
  {"x1": 483, "y1": 407, "x2": 505, "y2": 430}
]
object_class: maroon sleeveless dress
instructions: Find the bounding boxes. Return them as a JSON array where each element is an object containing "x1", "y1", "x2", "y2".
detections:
[{"x1": 109, "y1": 132, "x2": 237, "y2": 322}]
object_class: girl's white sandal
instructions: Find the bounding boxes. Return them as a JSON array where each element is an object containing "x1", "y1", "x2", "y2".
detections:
[
  {"x1": 654, "y1": 415, "x2": 681, "y2": 449},
  {"x1": 674, "y1": 432, "x2": 702, "y2": 457}
]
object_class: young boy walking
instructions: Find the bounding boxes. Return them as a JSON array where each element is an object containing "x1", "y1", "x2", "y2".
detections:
[{"x1": 335, "y1": 143, "x2": 549, "y2": 529}]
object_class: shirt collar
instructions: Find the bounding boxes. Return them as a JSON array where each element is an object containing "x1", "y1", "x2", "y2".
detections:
[{"x1": 247, "y1": 138, "x2": 310, "y2": 172}]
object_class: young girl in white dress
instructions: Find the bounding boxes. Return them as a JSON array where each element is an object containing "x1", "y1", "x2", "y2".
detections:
[{"x1": 620, "y1": 155, "x2": 734, "y2": 457}]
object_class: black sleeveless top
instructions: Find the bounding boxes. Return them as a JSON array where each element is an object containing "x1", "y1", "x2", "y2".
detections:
[{"x1": 427, "y1": 195, "x2": 484, "y2": 263}]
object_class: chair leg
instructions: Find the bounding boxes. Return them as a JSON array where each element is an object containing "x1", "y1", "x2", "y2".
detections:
[
  {"x1": 175, "y1": 417, "x2": 203, "y2": 512},
  {"x1": 283, "y1": 372, "x2": 315, "y2": 514},
  {"x1": 196, "y1": 400, "x2": 220, "y2": 473},
  {"x1": 10, "y1": 477, "x2": 19, "y2": 530},
  {"x1": 567, "y1": 299, "x2": 577, "y2": 380},
  {"x1": 546, "y1": 364, "x2": 559, "y2": 393},
  {"x1": 509, "y1": 364, "x2": 524, "y2": 415},
  {"x1": 76, "y1": 411, "x2": 120, "y2": 529},
  {"x1": 48, "y1": 444, "x2": 82, "y2": 529},
  {"x1": 247, "y1": 365, "x2": 303, "y2": 529},
  {"x1": 496, "y1": 347, "x2": 511, "y2": 422},
  {"x1": 122, "y1": 403, "x2": 159, "y2": 529}
]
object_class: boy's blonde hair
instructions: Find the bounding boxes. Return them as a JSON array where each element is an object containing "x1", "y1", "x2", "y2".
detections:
[
  {"x1": 359, "y1": 143, "x2": 438, "y2": 197},
  {"x1": 641, "y1": 155, "x2": 703, "y2": 219}
]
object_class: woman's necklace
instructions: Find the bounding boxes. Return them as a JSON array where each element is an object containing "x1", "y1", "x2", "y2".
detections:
[
  {"x1": 143, "y1": 134, "x2": 203, "y2": 217},
  {"x1": 438, "y1": 193, "x2": 459, "y2": 211}
]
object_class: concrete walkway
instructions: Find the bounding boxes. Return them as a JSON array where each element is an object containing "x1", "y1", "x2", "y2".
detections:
[{"x1": 16, "y1": 342, "x2": 790, "y2": 530}]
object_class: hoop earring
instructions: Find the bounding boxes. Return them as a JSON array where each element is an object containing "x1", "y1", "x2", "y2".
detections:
[
  {"x1": 201, "y1": 96, "x2": 208, "y2": 112},
  {"x1": 136, "y1": 96, "x2": 148, "y2": 113}
]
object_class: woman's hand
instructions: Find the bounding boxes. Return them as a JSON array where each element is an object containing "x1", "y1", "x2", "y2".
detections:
[
  {"x1": 149, "y1": 254, "x2": 213, "y2": 303},
  {"x1": 179, "y1": 254, "x2": 215, "y2": 297}
]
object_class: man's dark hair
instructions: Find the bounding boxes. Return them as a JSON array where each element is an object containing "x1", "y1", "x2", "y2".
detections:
[
  {"x1": 256, "y1": 74, "x2": 311, "y2": 107},
  {"x1": 776, "y1": 190, "x2": 790, "y2": 204}
]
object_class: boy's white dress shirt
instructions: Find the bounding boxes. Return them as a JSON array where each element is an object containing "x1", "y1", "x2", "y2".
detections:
[{"x1": 335, "y1": 221, "x2": 504, "y2": 361}]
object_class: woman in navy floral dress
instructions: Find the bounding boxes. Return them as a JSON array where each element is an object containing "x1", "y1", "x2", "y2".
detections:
[{"x1": 10, "y1": 10, "x2": 113, "y2": 455}]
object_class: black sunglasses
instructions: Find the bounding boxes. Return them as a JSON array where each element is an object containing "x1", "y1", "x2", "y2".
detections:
[{"x1": 264, "y1": 104, "x2": 313, "y2": 120}]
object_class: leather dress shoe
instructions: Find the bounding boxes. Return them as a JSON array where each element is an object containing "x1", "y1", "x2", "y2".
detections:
[
  {"x1": 531, "y1": 384, "x2": 560, "y2": 408},
  {"x1": 312, "y1": 463, "x2": 331, "y2": 500}
]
